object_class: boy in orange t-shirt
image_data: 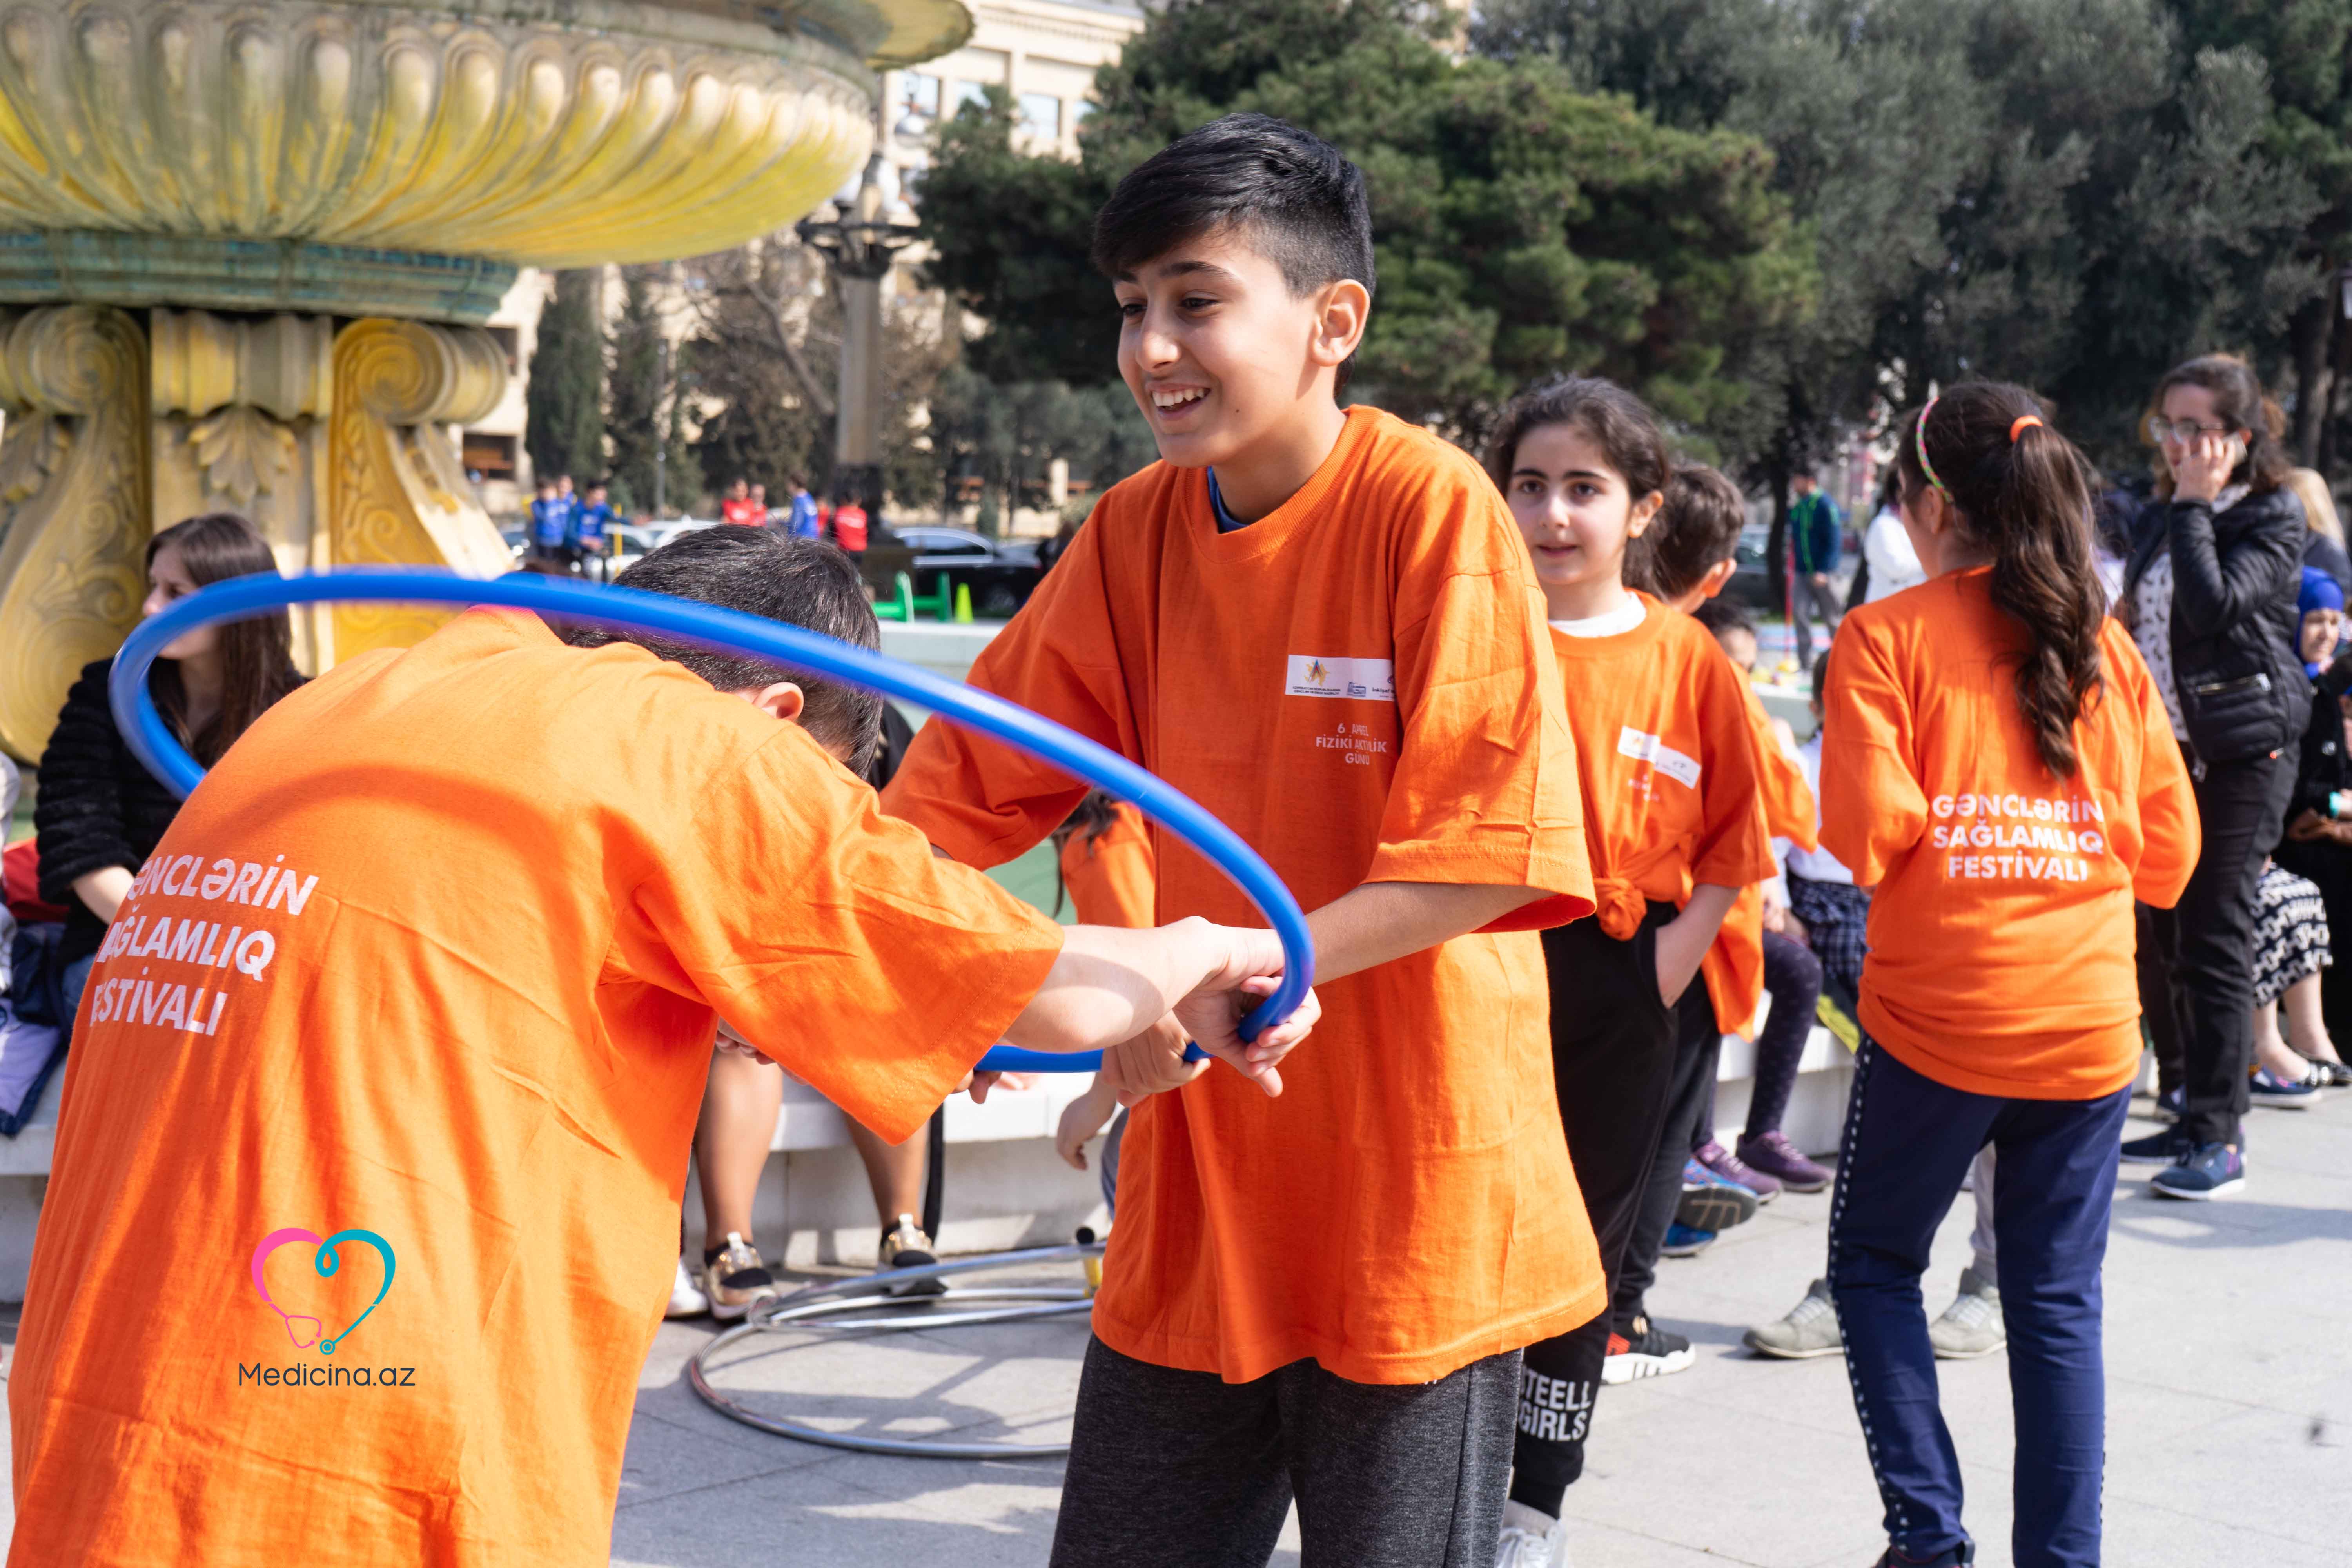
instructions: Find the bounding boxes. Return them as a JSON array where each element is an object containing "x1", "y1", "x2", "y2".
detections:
[
  {"x1": 1820, "y1": 385, "x2": 2196, "y2": 1568},
  {"x1": 1480, "y1": 380, "x2": 1775, "y2": 1566},
  {"x1": 880, "y1": 115, "x2": 1599, "y2": 1565},
  {"x1": 7, "y1": 529, "x2": 1316, "y2": 1568}
]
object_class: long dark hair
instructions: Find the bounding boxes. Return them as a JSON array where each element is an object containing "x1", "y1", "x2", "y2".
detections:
[
  {"x1": 145, "y1": 513, "x2": 303, "y2": 765},
  {"x1": 1484, "y1": 376, "x2": 1671, "y2": 586},
  {"x1": 2148, "y1": 353, "x2": 2290, "y2": 497},
  {"x1": 1897, "y1": 383, "x2": 2104, "y2": 778}
]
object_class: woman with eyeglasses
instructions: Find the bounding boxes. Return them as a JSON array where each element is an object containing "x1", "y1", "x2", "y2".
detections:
[{"x1": 2116, "y1": 354, "x2": 2308, "y2": 1198}]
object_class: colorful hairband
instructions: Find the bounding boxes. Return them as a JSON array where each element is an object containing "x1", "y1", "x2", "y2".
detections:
[
  {"x1": 1915, "y1": 397, "x2": 1949, "y2": 499},
  {"x1": 2010, "y1": 414, "x2": 2044, "y2": 443}
]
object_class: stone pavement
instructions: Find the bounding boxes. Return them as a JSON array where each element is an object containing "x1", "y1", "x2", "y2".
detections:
[
  {"x1": 0, "y1": 1088, "x2": 2340, "y2": 1566},
  {"x1": 612, "y1": 1089, "x2": 2352, "y2": 1568}
]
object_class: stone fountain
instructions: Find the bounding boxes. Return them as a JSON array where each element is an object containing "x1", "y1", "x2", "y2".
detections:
[{"x1": 0, "y1": 0, "x2": 969, "y2": 761}]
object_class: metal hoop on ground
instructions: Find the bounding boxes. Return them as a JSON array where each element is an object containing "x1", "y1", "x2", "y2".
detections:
[
  {"x1": 686, "y1": 1240, "x2": 1106, "y2": 1459},
  {"x1": 106, "y1": 567, "x2": 1316, "y2": 1073}
]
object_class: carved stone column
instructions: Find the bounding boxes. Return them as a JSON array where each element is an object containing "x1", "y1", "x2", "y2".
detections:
[
  {"x1": 327, "y1": 318, "x2": 509, "y2": 663},
  {"x1": 0, "y1": 304, "x2": 149, "y2": 762},
  {"x1": 150, "y1": 310, "x2": 335, "y2": 671}
]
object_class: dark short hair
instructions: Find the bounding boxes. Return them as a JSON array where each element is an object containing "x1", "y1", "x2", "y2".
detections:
[
  {"x1": 1812, "y1": 651, "x2": 1832, "y2": 704},
  {"x1": 1092, "y1": 113, "x2": 1374, "y2": 387},
  {"x1": 1636, "y1": 464, "x2": 1747, "y2": 600},
  {"x1": 1693, "y1": 597, "x2": 1756, "y2": 642},
  {"x1": 559, "y1": 527, "x2": 882, "y2": 766}
]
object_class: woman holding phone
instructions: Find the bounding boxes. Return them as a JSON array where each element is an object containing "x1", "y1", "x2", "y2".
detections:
[{"x1": 2117, "y1": 354, "x2": 2307, "y2": 1198}]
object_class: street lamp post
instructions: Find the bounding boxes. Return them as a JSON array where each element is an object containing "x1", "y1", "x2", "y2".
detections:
[{"x1": 796, "y1": 140, "x2": 922, "y2": 528}]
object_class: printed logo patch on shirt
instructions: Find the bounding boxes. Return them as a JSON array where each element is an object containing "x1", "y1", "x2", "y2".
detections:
[
  {"x1": 1617, "y1": 726, "x2": 1701, "y2": 789},
  {"x1": 1286, "y1": 655, "x2": 1395, "y2": 701}
]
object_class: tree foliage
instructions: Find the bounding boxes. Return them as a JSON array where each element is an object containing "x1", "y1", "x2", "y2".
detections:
[
  {"x1": 523, "y1": 269, "x2": 607, "y2": 485},
  {"x1": 917, "y1": 0, "x2": 1817, "y2": 451},
  {"x1": 605, "y1": 265, "x2": 699, "y2": 515}
]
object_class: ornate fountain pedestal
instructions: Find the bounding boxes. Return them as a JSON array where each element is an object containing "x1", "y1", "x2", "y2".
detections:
[{"x1": 0, "y1": 0, "x2": 969, "y2": 761}]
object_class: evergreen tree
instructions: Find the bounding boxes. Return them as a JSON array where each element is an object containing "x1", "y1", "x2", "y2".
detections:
[
  {"x1": 524, "y1": 269, "x2": 608, "y2": 485},
  {"x1": 606, "y1": 266, "x2": 667, "y2": 514}
]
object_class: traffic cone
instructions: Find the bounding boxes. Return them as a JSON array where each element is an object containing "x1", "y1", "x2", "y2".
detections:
[{"x1": 955, "y1": 583, "x2": 975, "y2": 624}]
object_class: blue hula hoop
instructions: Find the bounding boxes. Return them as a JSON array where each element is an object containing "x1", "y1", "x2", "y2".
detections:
[{"x1": 108, "y1": 567, "x2": 1313, "y2": 1074}]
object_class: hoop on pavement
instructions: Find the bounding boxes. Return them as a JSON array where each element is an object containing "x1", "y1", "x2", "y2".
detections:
[
  {"x1": 685, "y1": 1240, "x2": 1106, "y2": 1459},
  {"x1": 106, "y1": 567, "x2": 1316, "y2": 1074}
]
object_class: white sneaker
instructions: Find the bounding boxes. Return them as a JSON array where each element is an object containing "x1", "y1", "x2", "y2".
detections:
[
  {"x1": 1495, "y1": 1500, "x2": 1570, "y2": 1568},
  {"x1": 665, "y1": 1255, "x2": 709, "y2": 1319},
  {"x1": 1927, "y1": 1265, "x2": 2005, "y2": 1359}
]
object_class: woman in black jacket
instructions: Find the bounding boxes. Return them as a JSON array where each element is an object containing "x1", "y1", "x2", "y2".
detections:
[
  {"x1": 2117, "y1": 355, "x2": 2308, "y2": 1198},
  {"x1": 33, "y1": 513, "x2": 301, "y2": 1017}
]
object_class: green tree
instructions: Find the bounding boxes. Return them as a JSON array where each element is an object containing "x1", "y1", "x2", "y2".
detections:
[
  {"x1": 917, "y1": 0, "x2": 1816, "y2": 449},
  {"x1": 923, "y1": 367, "x2": 1157, "y2": 528},
  {"x1": 524, "y1": 268, "x2": 607, "y2": 485},
  {"x1": 605, "y1": 265, "x2": 697, "y2": 515}
]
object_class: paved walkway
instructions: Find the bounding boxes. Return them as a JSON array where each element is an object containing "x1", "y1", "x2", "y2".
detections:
[
  {"x1": 615, "y1": 1090, "x2": 2351, "y2": 1567},
  {"x1": 0, "y1": 1088, "x2": 2339, "y2": 1565}
]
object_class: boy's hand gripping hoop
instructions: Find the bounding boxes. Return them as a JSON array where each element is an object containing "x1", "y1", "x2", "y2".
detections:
[{"x1": 108, "y1": 568, "x2": 1315, "y2": 1074}]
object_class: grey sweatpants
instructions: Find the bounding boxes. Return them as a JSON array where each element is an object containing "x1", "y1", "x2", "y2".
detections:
[{"x1": 1050, "y1": 1336, "x2": 1522, "y2": 1567}]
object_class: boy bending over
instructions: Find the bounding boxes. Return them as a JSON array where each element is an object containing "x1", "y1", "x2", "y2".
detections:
[{"x1": 8, "y1": 528, "x2": 1312, "y2": 1568}]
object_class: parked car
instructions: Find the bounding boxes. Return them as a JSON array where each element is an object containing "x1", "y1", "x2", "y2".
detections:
[
  {"x1": 891, "y1": 527, "x2": 1045, "y2": 618},
  {"x1": 1722, "y1": 523, "x2": 1777, "y2": 613}
]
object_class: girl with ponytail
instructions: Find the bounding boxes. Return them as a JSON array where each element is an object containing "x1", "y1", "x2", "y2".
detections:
[{"x1": 1817, "y1": 382, "x2": 2199, "y2": 1568}]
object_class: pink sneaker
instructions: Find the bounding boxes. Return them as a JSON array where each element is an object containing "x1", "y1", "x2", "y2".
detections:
[
  {"x1": 1737, "y1": 1130, "x2": 1833, "y2": 1193},
  {"x1": 1693, "y1": 1139, "x2": 1780, "y2": 1201}
]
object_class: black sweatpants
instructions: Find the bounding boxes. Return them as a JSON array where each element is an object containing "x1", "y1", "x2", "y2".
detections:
[
  {"x1": 2136, "y1": 901, "x2": 2190, "y2": 1098},
  {"x1": 1613, "y1": 976, "x2": 1726, "y2": 1332},
  {"x1": 1509, "y1": 906, "x2": 1683, "y2": 1514},
  {"x1": 2174, "y1": 751, "x2": 2295, "y2": 1147},
  {"x1": 1051, "y1": 1336, "x2": 1522, "y2": 1567}
]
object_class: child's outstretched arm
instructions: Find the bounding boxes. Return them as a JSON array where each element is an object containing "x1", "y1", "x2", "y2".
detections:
[
  {"x1": 1056, "y1": 1075, "x2": 1123, "y2": 1169},
  {"x1": 1004, "y1": 918, "x2": 1319, "y2": 1096},
  {"x1": 1303, "y1": 880, "x2": 1550, "y2": 983}
]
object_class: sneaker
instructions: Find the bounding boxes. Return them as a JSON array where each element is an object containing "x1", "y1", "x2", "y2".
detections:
[
  {"x1": 1927, "y1": 1266, "x2": 2004, "y2": 1359},
  {"x1": 664, "y1": 1255, "x2": 709, "y2": 1319},
  {"x1": 1744, "y1": 1278, "x2": 1843, "y2": 1359},
  {"x1": 879, "y1": 1213, "x2": 947, "y2": 1298},
  {"x1": 2119, "y1": 1125, "x2": 2191, "y2": 1163},
  {"x1": 2249, "y1": 1066, "x2": 2323, "y2": 1108},
  {"x1": 1675, "y1": 1161, "x2": 1759, "y2": 1232},
  {"x1": 2149, "y1": 1142, "x2": 2244, "y2": 1200},
  {"x1": 1602, "y1": 1315, "x2": 1694, "y2": 1384},
  {"x1": 1693, "y1": 1139, "x2": 1780, "y2": 1202},
  {"x1": 1736, "y1": 1129, "x2": 1833, "y2": 1192},
  {"x1": 698, "y1": 1232, "x2": 779, "y2": 1321},
  {"x1": 1870, "y1": 1543, "x2": 1975, "y2": 1566},
  {"x1": 2307, "y1": 1058, "x2": 2352, "y2": 1087},
  {"x1": 2149, "y1": 1084, "x2": 2183, "y2": 1123},
  {"x1": 1661, "y1": 1221, "x2": 1716, "y2": 1257},
  {"x1": 1494, "y1": 1499, "x2": 1568, "y2": 1568}
]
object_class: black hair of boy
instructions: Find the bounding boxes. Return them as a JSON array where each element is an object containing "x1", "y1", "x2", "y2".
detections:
[
  {"x1": 1091, "y1": 112, "x2": 1374, "y2": 388},
  {"x1": 561, "y1": 526, "x2": 883, "y2": 766},
  {"x1": 1639, "y1": 465, "x2": 1748, "y2": 601},
  {"x1": 1692, "y1": 597, "x2": 1755, "y2": 641}
]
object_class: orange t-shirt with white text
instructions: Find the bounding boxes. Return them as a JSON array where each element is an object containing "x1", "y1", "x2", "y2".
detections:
[
  {"x1": 1821, "y1": 569, "x2": 2199, "y2": 1098},
  {"x1": 8, "y1": 611, "x2": 1064, "y2": 1568},
  {"x1": 1548, "y1": 599, "x2": 1776, "y2": 949},
  {"x1": 884, "y1": 405, "x2": 1601, "y2": 1385},
  {"x1": 1701, "y1": 680, "x2": 1819, "y2": 1034},
  {"x1": 1060, "y1": 801, "x2": 1157, "y2": 928}
]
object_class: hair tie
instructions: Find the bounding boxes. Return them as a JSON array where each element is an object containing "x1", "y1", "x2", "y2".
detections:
[
  {"x1": 1915, "y1": 397, "x2": 1950, "y2": 499},
  {"x1": 2010, "y1": 414, "x2": 2044, "y2": 443}
]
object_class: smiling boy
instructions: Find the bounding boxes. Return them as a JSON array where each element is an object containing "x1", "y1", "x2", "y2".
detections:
[{"x1": 882, "y1": 114, "x2": 1602, "y2": 1564}]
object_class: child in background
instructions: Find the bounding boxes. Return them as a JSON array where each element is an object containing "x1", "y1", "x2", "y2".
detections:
[
  {"x1": 1053, "y1": 792, "x2": 1159, "y2": 1214},
  {"x1": 1822, "y1": 383, "x2": 2196, "y2": 1568},
  {"x1": 1488, "y1": 381, "x2": 1774, "y2": 1566},
  {"x1": 883, "y1": 116, "x2": 1600, "y2": 1566}
]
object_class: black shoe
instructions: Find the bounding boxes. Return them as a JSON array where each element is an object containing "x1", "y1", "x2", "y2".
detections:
[
  {"x1": 879, "y1": 1213, "x2": 948, "y2": 1298},
  {"x1": 1871, "y1": 1542, "x2": 1974, "y2": 1567},
  {"x1": 2118, "y1": 1126, "x2": 2189, "y2": 1164}
]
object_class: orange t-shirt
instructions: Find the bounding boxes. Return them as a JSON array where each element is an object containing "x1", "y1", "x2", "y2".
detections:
[
  {"x1": 1547, "y1": 597, "x2": 1777, "y2": 948},
  {"x1": 1821, "y1": 568, "x2": 2199, "y2": 1098},
  {"x1": 1060, "y1": 801, "x2": 1157, "y2": 928},
  {"x1": 883, "y1": 404, "x2": 1600, "y2": 1385},
  {"x1": 7, "y1": 610, "x2": 1064, "y2": 1568},
  {"x1": 1700, "y1": 679, "x2": 1820, "y2": 1035}
]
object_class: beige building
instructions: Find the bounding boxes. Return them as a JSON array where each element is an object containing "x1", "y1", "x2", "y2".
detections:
[{"x1": 466, "y1": 0, "x2": 1144, "y2": 520}]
